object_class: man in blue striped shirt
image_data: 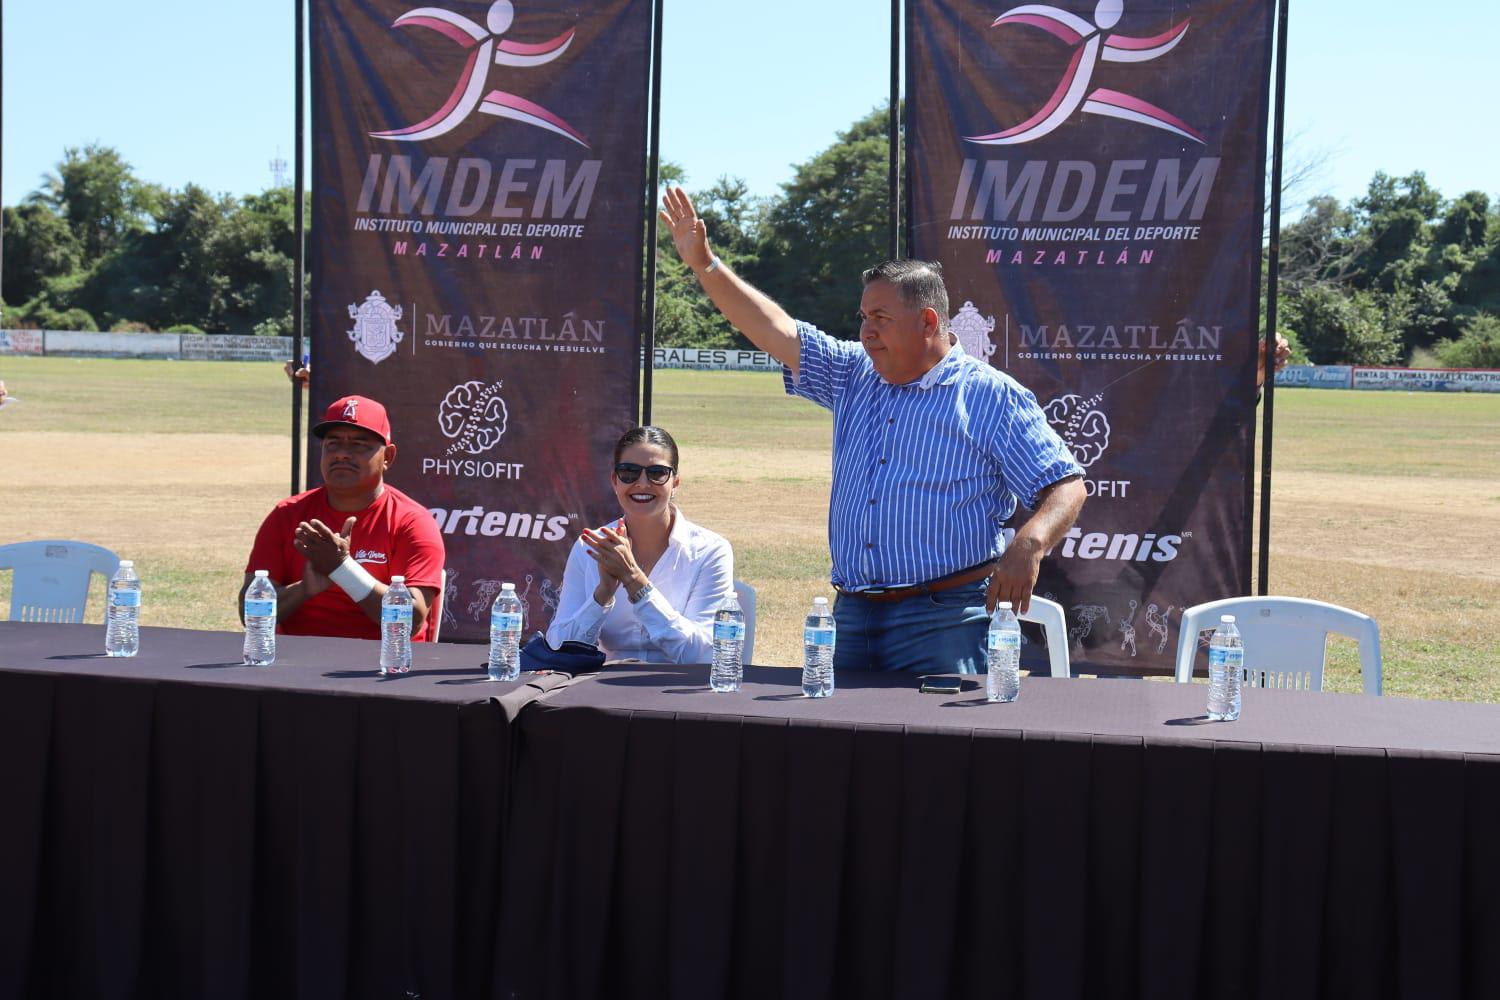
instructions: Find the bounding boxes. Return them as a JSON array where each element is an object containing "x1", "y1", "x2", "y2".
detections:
[{"x1": 660, "y1": 187, "x2": 1086, "y2": 674}]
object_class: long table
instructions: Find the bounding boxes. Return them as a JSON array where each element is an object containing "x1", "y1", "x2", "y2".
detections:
[
  {"x1": 495, "y1": 664, "x2": 1500, "y2": 1000},
  {"x1": 0, "y1": 622, "x2": 567, "y2": 1000}
]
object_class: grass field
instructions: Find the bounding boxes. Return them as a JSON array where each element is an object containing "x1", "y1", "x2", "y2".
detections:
[{"x1": 2, "y1": 355, "x2": 1498, "y2": 701}]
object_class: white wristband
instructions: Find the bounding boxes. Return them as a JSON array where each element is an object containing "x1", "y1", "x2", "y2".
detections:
[
  {"x1": 703, "y1": 255, "x2": 722, "y2": 274},
  {"x1": 329, "y1": 556, "x2": 378, "y2": 602}
]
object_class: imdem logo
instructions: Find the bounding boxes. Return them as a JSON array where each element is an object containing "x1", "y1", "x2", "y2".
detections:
[
  {"x1": 371, "y1": 0, "x2": 586, "y2": 145},
  {"x1": 968, "y1": 0, "x2": 1201, "y2": 146}
]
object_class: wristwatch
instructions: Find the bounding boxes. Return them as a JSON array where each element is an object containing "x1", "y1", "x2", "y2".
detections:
[{"x1": 627, "y1": 581, "x2": 655, "y2": 605}]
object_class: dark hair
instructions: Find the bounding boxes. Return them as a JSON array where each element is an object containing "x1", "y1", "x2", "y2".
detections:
[
  {"x1": 613, "y1": 425, "x2": 679, "y2": 468},
  {"x1": 861, "y1": 259, "x2": 950, "y2": 330}
]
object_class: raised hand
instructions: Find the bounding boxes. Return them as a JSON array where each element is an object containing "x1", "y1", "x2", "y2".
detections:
[{"x1": 658, "y1": 186, "x2": 714, "y2": 271}]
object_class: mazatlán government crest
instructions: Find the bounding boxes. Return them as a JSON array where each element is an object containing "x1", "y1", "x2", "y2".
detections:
[
  {"x1": 950, "y1": 301, "x2": 997, "y2": 363},
  {"x1": 347, "y1": 290, "x2": 404, "y2": 364}
]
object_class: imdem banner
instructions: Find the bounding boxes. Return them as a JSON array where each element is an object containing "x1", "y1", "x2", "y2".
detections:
[
  {"x1": 909, "y1": 0, "x2": 1274, "y2": 673},
  {"x1": 311, "y1": 0, "x2": 651, "y2": 640}
]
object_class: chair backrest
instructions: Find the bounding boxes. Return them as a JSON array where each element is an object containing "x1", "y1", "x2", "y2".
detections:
[
  {"x1": 734, "y1": 580, "x2": 758, "y2": 665},
  {"x1": 430, "y1": 568, "x2": 448, "y2": 643},
  {"x1": 0, "y1": 540, "x2": 122, "y2": 624},
  {"x1": 1173, "y1": 596, "x2": 1382, "y2": 695},
  {"x1": 1018, "y1": 595, "x2": 1071, "y2": 678}
]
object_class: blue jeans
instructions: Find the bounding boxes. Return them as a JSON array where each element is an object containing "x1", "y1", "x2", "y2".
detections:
[{"x1": 833, "y1": 581, "x2": 990, "y2": 674}]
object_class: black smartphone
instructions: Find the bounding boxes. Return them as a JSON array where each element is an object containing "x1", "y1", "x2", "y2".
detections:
[{"x1": 919, "y1": 674, "x2": 962, "y2": 694}]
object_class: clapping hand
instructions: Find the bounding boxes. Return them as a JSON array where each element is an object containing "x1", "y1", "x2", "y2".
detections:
[
  {"x1": 294, "y1": 517, "x2": 355, "y2": 578},
  {"x1": 584, "y1": 521, "x2": 647, "y2": 605}
]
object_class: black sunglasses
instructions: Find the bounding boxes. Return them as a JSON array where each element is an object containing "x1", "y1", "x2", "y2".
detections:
[{"x1": 614, "y1": 462, "x2": 675, "y2": 485}]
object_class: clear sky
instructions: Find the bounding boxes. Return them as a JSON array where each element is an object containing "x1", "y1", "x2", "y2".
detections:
[{"x1": 3, "y1": 0, "x2": 1497, "y2": 213}]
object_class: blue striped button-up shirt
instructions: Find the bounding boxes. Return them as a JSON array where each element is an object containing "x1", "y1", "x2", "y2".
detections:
[{"x1": 785, "y1": 321, "x2": 1083, "y2": 590}]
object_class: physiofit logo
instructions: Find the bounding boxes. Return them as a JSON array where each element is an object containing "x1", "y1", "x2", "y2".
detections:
[
  {"x1": 439, "y1": 380, "x2": 509, "y2": 456},
  {"x1": 1043, "y1": 391, "x2": 1111, "y2": 467},
  {"x1": 348, "y1": 290, "x2": 405, "y2": 364},
  {"x1": 966, "y1": 0, "x2": 1202, "y2": 146},
  {"x1": 370, "y1": 0, "x2": 587, "y2": 146},
  {"x1": 949, "y1": 301, "x2": 997, "y2": 363}
]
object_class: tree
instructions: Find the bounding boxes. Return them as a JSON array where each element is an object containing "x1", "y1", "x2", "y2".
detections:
[
  {"x1": 32, "y1": 144, "x2": 151, "y2": 262},
  {"x1": 1434, "y1": 312, "x2": 1500, "y2": 369},
  {"x1": 1, "y1": 202, "x2": 82, "y2": 304},
  {"x1": 1286, "y1": 283, "x2": 1400, "y2": 365},
  {"x1": 751, "y1": 104, "x2": 896, "y2": 337}
]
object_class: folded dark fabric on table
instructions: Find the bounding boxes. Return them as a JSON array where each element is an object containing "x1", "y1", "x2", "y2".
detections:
[{"x1": 519, "y1": 632, "x2": 605, "y2": 674}]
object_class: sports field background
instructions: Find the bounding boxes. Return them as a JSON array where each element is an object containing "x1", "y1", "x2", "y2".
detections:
[{"x1": 1, "y1": 356, "x2": 1497, "y2": 702}]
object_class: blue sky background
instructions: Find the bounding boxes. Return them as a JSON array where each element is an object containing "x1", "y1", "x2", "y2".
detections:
[{"x1": 4, "y1": 0, "x2": 1497, "y2": 212}]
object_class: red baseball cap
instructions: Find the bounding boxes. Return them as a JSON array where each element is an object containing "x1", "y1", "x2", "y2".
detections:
[{"x1": 313, "y1": 395, "x2": 392, "y2": 445}]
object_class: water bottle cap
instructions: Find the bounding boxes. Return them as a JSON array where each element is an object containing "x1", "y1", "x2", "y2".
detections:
[
  {"x1": 119, "y1": 560, "x2": 134, "y2": 567},
  {"x1": 997, "y1": 601, "x2": 1012, "y2": 609},
  {"x1": 391, "y1": 575, "x2": 405, "y2": 583},
  {"x1": 813, "y1": 596, "x2": 828, "y2": 607},
  {"x1": 501, "y1": 582, "x2": 515, "y2": 591},
  {"x1": 254, "y1": 569, "x2": 269, "y2": 577},
  {"x1": 1220, "y1": 614, "x2": 1236, "y2": 623}
]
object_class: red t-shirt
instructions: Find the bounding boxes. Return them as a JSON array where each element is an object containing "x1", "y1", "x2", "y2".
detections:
[{"x1": 245, "y1": 485, "x2": 446, "y2": 641}]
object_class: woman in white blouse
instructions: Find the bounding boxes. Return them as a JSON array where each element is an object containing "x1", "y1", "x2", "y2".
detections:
[{"x1": 546, "y1": 426, "x2": 735, "y2": 663}]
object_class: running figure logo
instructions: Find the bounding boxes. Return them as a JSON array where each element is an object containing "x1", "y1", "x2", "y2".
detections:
[
  {"x1": 967, "y1": 0, "x2": 1201, "y2": 146},
  {"x1": 371, "y1": 0, "x2": 587, "y2": 146}
]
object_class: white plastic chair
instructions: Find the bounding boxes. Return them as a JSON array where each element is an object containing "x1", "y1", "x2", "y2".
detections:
[
  {"x1": 0, "y1": 539, "x2": 122, "y2": 623},
  {"x1": 430, "y1": 569, "x2": 448, "y2": 642},
  {"x1": 734, "y1": 580, "x2": 758, "y2": 665},
  {"x1": 1173, "y1": 596, "x2": 1382, "y2": 695},
  {"x1": 1019, "y1": 595, "x2": 1071, "y2": 678}
]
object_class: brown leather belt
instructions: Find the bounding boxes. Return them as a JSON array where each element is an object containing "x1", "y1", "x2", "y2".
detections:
[{"x1": 834, "y1": 561, "x2": 995, "y2": 603}]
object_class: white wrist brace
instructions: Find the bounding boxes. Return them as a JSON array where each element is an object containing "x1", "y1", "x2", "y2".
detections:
[{"x1": 329, "y1": 556, "x2": 378, "y2": 602}]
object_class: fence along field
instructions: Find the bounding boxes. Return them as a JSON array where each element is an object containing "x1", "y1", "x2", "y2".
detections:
[{"x1": 1, "y1": 356, "x2": 1497, "y2": 702}]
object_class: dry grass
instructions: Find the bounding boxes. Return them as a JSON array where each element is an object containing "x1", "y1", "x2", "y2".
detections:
[{"x1": 2, "y1": 357, "x2": 1498, "y2": 700}]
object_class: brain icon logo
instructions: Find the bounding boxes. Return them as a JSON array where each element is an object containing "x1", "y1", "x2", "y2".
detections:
[
  {"x1": 439, "y1": 380, "x2": 509, "y2": 456},
  {"x1": 1043, "y1": 393, "x2": 1110, "y2": 468}
]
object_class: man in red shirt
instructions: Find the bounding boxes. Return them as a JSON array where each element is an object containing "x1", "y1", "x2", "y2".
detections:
[{"x1": 241, "y1": 395, "x2": 445, "y2": 640}]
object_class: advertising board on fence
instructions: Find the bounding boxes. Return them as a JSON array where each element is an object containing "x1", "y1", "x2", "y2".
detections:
[
  {"x1": 0, "y1": 330, "x2": 44, "y2": 355},
  {"x1": 1275, "y1": 365, "x2": 1352, "y2": 389},
  {"x1": 652, "y1": 347, "x2": 780, "y2": 371},
  {"x1": 1352, "y1": 367, "x2": 1500, "y2": 393},
  {"x1": 908, "y1": 0, "x2": 1275, "y2": 674},
  {"x1": 310, "y1": 0, "x2": 652, "y2": 640}
]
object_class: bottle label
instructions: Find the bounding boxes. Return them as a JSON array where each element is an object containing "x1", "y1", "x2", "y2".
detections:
[
  {"x1": 244, "y1": 599, "x2": 275, "y2": 617},
  {"x1": 714, "y1": 621, "x2": 745, "y2": 641},
  {"x1": 804, "y1": 626, "x2": 835, "y2": 646},
  {"x1": 491, "y1": 611, "x2": 523, "y2": 631},
  {"x1": 382, "y1": 605, "x2": 413, "y2": 625},
  {"x1": 988, "y1": 630, "x2": 1021, "y2": 651},
  {"x1": 110, "y1": 589, "x2": 141, "y2": 608},
  {"x1": 1209, "y1": 647, "x2": 1245, "y2": 669}
]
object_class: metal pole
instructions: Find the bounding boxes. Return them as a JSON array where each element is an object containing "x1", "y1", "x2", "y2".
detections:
[
  {"x1": 640, "y1": 0, "x2": 664, "y2": 426},
  {"x1": 1257, "y1": 0, "x2": 1289, "y2": 596},
  {"x1": 291, "y1": 0, "x2": 307, "y2": 495},
  {"x1": 888, "y1": 0, "x2": 900, "y2": 260}
]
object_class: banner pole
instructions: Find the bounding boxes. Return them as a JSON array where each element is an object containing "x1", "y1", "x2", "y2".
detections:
[
  {"x1": 291, "y1": 0, "x2": 307, "y2": 495},
  {"x1": 1257, "y1": 0, "x2": 1290, "y2": 596},
  {"x1": 888, "y1": 0, "x2": 900, "y2": 260},
  {"x1": 640, "y1": 0, "x2": 664, "y2": 426}
]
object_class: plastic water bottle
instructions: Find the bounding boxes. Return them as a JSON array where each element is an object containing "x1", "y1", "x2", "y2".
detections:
[
  {"x1": 488, "y1": 582, "x2": 524, "y2": 682},
  {"x1": 380, "y1": 576, "x2": 413, "y2": 675},
  {"x1": 1206, "y1": 614, "x2": 1244, "y2": 721},
  {"x1": 710, "y1": 594, "x2": 746, "y2": 692},
  {"x1": 986, "y1": 601, "x2": 1022, "y2": 702},
  {"x1": 104, "y1": 560, "x2": 141, "y2": 657},
  {"x1": 242, "y1": 570, "x2": 277, "y2": 666},
  {"x1": 802, "y1": 596, "x2": 836, "y2": 698}
]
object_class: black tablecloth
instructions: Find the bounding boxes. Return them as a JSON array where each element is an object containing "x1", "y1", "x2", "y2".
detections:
[
  {"x1": 0, "y1": 622, "x2": 568, "y2": 1000},
  {"x1": 496, "y1": 665, "x2": 1500, "y2": 1000}
]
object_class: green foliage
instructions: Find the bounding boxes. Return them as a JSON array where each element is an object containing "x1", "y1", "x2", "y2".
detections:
[
  {"x1": 165, "y1": 324, "x2": 206, "y2": 335},
  {"x1": 749, "y1": 104, "x2": 896, "y2": 337},
  {"x1": 1433, "y1": 313, "x2": 1500, "y2": 369},
  {"x1": 1287, "y1": 283, "x2": 1400, "y2": 365}
]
